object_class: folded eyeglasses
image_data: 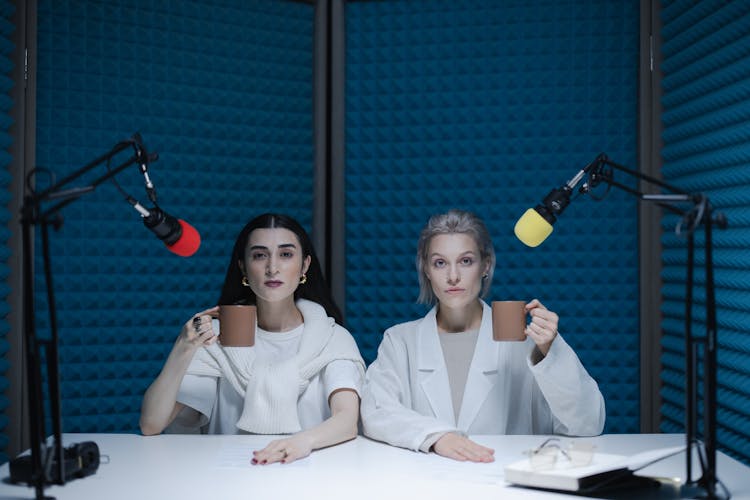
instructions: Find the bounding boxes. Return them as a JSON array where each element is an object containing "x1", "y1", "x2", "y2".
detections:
[{"x1": 523, "y1": 438, "x2": 596, "y2": 470}]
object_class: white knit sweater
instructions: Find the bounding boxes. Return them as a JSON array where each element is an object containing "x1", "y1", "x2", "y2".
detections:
[{"x1": 186, "y1": 299, "x2": 365, "y2": 434}]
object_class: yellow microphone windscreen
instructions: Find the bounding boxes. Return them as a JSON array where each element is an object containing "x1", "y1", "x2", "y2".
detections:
[{"x1": 514, "y1": 208, "x2": 553, "y2": 247}]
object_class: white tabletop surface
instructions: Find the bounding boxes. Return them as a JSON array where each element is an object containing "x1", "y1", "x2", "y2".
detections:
[{"x1": 1, "y1": 433, "x2": 748, "y2": 500}]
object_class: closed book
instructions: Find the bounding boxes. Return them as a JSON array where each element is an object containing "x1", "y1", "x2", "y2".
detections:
[{"x1": 504, "y1": 445, "x2": 685, "y2": 493}]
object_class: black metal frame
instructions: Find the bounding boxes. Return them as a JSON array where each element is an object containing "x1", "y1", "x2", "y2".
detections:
[
  {"x1": 538, "y1": 153, "x2": 728, "y2": 498},
  {"x1": 18, "y1": 134, "x2": 149, "y2": 500}
]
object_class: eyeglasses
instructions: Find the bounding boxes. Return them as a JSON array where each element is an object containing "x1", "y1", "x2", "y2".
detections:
[{"x1": 523, "y1": 438, "x2": 596, "y2": 470}]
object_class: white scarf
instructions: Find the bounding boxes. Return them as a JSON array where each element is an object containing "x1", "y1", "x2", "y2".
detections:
[{"x1": 186, "y1": 299, "x2": 365, "y2": 434}]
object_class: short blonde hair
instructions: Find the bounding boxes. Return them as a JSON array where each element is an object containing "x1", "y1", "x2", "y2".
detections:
[{"x1": 416, "y1": 209, "x2": 495, "y2": 304}]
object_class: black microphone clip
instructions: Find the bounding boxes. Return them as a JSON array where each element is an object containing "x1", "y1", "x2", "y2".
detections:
[
  {"x1": 535, "y1": 185, "x2": 574, "y2": 225},
  {"x1": 142, "y1": 206, "x2": 183, "y2": 246}
]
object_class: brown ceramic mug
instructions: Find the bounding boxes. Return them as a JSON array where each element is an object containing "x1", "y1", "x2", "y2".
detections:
[
  {"x1": 491, "y1": 301, "x2": 527, "y2": 341},
  {"x1": 218, "y1": 304, "x2": 256, "y2": 347}
]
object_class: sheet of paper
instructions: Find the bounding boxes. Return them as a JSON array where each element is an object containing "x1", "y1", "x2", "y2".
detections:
[
  {"x1": 410, "y1": 451, "x2": 505, "y2": 484},
  {"x1": 215, "y1": 442, "x2": 311, "y2": 468}
]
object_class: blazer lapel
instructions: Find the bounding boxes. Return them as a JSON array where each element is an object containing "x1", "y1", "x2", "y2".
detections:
[
  {"x1": 457, "y1": 300, "x2": 500, "y2": 430},
  {"x1": 417, "y1": 307, "x2": 456, "y2": 424}
]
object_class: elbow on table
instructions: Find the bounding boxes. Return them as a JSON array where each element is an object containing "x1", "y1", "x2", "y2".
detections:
[
  {"x1": 593, "y1": 395, "x2": 607, "y2": 434},
  {"x1": 580, "y1": 418, "x2": 605, "y2": 437},
  {"x1": 578, "y1": 398, "x2": 607, "y2": 437},
  {"x1": 336, "y1": 415, "x2": 359, "y2": 443},
  {"x1": 139, "y1": 416, "x2": 165, "y2": 436}
]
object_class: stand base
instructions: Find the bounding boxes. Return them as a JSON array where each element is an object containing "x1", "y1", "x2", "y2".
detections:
[
  {"x1": 681, "y1": 481, "x2": 731, "y2": 500},
  {"x1": 8, "y1": 441, "x2": 100, "y2": 486},
  {"x1": 577, "y1": 474, "x2": 667, "y2": 499}
]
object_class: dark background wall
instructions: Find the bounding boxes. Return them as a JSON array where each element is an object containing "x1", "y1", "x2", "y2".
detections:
[
  {"x1": 4, "y1": 0, "x2": 317, "y2": 461},
  {"x1": 32, "y1": 0, "x2": 316, "y2": 431},
  {"x1": 343, "y1": 0, "x2": 641, "y2": 435},
  {"x1": 0, "y1": 0, "x2": 15, "y2": 466},
  {"x1": 658, "y1": 0, "x2": 750, "y2": 464}
]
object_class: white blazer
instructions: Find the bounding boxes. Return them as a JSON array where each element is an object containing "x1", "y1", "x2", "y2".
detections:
[{"x1": 360, "y1": 301, "x2": 606, "y2": 451}]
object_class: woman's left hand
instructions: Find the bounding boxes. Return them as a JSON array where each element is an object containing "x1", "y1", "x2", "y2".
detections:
[
  {"x1": 524, "y1": 299, "x2": 559, "y2": 357},
  {"x1": 252, "y1": 434, "x2": 314, "y2": 465}
]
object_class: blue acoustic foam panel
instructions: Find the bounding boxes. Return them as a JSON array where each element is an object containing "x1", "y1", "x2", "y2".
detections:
[
  {"x1": 345, "y1": 0, "x2": 640, "y2": 433},
  {"x1": 0, "y1": 0, "x2": 13, "y2": 463},
  {"x1": 659, "y1": 0, "x2": 750, "y2": 465},
  {"x1": 33, "y1": 0, "x2": 314, "y2": 433}
]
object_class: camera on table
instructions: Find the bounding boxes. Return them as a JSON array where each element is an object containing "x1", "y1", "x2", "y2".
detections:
[{"x1": 9, "y1": 441, "x2": 100, "y2": 485}]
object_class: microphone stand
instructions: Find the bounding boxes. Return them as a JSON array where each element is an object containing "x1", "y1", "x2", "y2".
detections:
[
  {"x1": 17, "y1": 134, "x2": 152, "y2": 500},
  {"x1": 578, "y1": 154, "x2": 728, "y2": 499}
]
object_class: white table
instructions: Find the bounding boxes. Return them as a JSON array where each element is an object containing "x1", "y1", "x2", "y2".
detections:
[{"x1": 1, "y1": 434, "x2": 748, "y2": 500}]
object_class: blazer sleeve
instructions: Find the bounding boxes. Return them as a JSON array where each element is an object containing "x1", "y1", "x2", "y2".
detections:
[
  {"x1": 361, "y1": 329, "x2": 459, "y2": 452},
  {"x1": 528, "y1": 334, "x2": 606, "y2": 436}
]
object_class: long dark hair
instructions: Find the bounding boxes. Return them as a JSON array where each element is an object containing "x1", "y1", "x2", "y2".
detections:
[{"x1": 217, "y1": 213, "x2": 343, "y2": 325}]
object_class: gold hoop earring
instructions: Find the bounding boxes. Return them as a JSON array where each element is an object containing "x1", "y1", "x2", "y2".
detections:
[
  {"x1": 242, "y1": 276, "x2": 251, "y2": 287},
  {"x1": 299, "y1": 274, "x2": 307, "y2": 285}
]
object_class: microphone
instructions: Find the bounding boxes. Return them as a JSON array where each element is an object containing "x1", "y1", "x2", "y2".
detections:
[
  {"x1": 125, "y1": 137, "x2": 200, "y2": 256},
  {"x1": 131, "y1": 201, "x2": 201, "y2": 256},
  {"x1": 514, "y1": 187, "x2": 572, "y2": 247},
  {"x1": 514, "y1": 166, "x2": 589, "y2": 247}
]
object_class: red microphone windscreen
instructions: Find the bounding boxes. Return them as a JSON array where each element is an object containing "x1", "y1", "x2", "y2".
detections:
[{"x1": 167, "y1": 219, "x2": 201, "y2": 257}]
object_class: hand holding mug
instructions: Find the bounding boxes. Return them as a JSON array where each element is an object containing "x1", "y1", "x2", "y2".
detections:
[
  {"x1": 180, "y1": 306, "x2": 219, "y2": 349},
  {"x1": 524, "y1": 299, "x2": 559, "y2": 356}
]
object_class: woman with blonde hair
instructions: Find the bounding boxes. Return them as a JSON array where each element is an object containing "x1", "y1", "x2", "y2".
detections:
[{"x1": 361, "y1": 209, "x2": 605, "y2": 462}]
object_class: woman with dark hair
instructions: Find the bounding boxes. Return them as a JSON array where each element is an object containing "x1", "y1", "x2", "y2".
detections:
[
  {"x1": 140, "y1": 214, "x2": 365, "y2": 465},
  {"x1": 217, "y1": 213, "x2": 343, "y2": 323},
  {"x1": 361, "y1": 209, "x2": 605, "y2": 462}
]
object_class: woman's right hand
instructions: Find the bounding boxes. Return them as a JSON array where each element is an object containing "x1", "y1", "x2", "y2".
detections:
[
  {"x1": 433, "y1": 432, "x2": 495, "y2": 462},
  {"x1": 141, "y1": 305, "x2": 220, "y2": 436},
  {"x1": 179, "y1": 306, "x2": 220, "y2": 349}
]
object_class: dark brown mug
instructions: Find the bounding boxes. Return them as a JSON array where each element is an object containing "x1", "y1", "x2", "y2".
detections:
[
  {"x1": 491, "y1": 301, "x2": 527, "y2": 341},
  {"x1": 218, "y1": 304, "x2": 256, "y2": 347}
]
